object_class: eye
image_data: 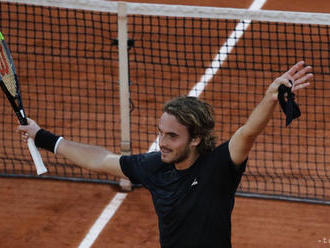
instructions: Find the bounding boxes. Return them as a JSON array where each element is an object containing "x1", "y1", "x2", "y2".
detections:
[{"x1": 168, "y1": 133, "x2": 178, "y2": 138}]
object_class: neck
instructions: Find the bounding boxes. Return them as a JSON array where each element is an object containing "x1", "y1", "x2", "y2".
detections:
[{"x1": 174, "y1": 150, "x2": 200, "y2": 170}]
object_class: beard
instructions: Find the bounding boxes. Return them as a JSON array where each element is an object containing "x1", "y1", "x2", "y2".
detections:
[{"x1": 160, "y1": 143, "x2": 191, "y2": 165}]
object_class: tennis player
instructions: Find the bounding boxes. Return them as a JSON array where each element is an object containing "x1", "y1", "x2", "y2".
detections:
[{"x1": 18, "y1": 61, "x2": 312, "y2": 247}]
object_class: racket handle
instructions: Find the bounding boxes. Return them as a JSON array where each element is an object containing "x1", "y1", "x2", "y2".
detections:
[{"x1": 27, "y1": 137, "x2": 48, "y2": 175}]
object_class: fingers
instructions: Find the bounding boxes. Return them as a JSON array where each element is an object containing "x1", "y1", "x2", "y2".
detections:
[
  {"x1": 21, "y1": 132, "x2": 29, "y2": 143},
  {"x1": 274, "y1": 76, "x2": 293, "y2": 89},
  {"x1": 267, "y1": 61, "x2": 313, "y2": 100},
  {"x1": 285, "y1": 61, "x2": 313, "y2": 92},
  {"x1": 16, "y1": 124, "x2": 29, "y2": 143},
  {"x1": 291, "y1": 73, "x2": 313, "y2": 92},
  {"x1": 291, "y1": 64, "x2": 313, "y2": 92},
  {"x1": 287, "y1": 61, "x2": 305, "y2": 76},
  {"x1": 292, "y1": 64, "x2": 312, "y2": 81},
  {"x1": 17, "y1": 123, "x2": 28, "y2": 132},
  {"x1": 17, "y1": 117, "x2": 41, "y2": 141},
  {"x1": 17, "y1": 123, "x2": 30, "y2": 143}
]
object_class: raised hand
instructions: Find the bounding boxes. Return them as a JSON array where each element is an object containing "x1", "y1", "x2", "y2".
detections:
[{"x1": 266, "y1": 61, "x2": 313, "y2": 101}]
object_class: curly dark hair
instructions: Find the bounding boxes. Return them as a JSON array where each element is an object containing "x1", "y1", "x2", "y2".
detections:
[{"x1": 163, "y1": 96, "x2": 217, "y2": 155}]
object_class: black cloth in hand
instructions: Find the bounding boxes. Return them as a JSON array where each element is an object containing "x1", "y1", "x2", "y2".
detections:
[{"x1": 278, "y1": 84, "x2": 301, "y2": 126}]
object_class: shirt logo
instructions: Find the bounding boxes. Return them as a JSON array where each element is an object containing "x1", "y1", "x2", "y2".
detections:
[{"x1": 191, "y1": 178, "x2": 198, "y2": 187}]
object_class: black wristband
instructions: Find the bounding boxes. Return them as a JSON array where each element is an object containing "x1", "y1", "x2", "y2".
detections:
[{"x1": 34, "y1": 129, "x2": 61, "y2": 153}]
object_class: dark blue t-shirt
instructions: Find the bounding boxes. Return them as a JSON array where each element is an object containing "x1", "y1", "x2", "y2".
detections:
[{"x1": 120, "y1": 141, "x2": 247, "y2": 248}]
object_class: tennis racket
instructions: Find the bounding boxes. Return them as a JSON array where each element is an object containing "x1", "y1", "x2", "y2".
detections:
[{"x1": 0, "y1": 32, "x2": 47, "y2": 175}]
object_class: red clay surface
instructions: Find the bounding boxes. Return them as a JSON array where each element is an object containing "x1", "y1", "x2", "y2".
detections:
[
  {"x1": 0, "y1": 0, "x2": 329, "y2": 248},
  {"x1": 1, "y1": 178, "x2": 329, "y2": 248}
]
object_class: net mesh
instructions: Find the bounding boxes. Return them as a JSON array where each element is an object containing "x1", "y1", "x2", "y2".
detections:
[
  {"x1": 0, "y1": 2, "x2": 121, "y2": 183},
  {"x1": 128, "y1": 15, "x2": 330, "y2": 202},
  {"x1": 0, "y1": 1, "x2": 329, "y2": 203}
]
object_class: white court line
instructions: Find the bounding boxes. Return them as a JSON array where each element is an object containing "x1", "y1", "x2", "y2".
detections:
[
  {"x1": 148, "y1": 0, "x2": 267, "y2": 152},
  {"x1": 187, "y1": 0, "x2": 267, "y2": 98},
  {"x1": 78, "y1": 193, "x2": 127, "y2": 248}
]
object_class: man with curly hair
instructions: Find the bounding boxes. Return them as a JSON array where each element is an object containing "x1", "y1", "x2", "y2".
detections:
[{"x1": 19, "y1": 61, "x2": 312, "y2": 247}]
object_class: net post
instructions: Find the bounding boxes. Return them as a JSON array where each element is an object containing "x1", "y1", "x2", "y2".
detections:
[
  {"x1": 118, "y1": 2, "x2": 133, "y2": 192},
  {"x1": 118, "y1": 2, "x2": 131, "y2": 156}
]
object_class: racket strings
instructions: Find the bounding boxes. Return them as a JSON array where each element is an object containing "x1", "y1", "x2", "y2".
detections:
[
  {"x1": 0, "y1": 43, "x2": 17, "y2": 97},
  {"x1": 2, "y1": 73, "x2": 17, "y2": 97}
]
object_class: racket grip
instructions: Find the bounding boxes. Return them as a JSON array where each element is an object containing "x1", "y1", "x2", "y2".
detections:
[{"x1": 27, "y1": 137, "x2": 48, "y2": 175}]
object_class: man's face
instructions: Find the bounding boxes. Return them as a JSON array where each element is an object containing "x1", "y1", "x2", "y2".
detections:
[{"x1": 158, "y1": 112, "x2": 196, "y2": 165}]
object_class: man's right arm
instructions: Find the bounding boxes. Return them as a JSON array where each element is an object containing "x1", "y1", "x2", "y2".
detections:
[
  {"x1": 18, "y1": 118, "x2": 127, "y2": 179},
  {"x1": 56, "y1": 139, "x2": 126, "y2": 178}
]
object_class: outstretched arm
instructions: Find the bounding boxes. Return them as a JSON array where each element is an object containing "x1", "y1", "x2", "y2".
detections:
[
  {"x1": 18, "y1": 119, "x2": 127, "y2": 178},
  {"x1": 229, "y1": 61, "x2": 313, "y2": 166}
]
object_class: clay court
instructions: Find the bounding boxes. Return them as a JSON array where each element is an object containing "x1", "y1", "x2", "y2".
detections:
[{"x1": 0, "y1": 0, "x2": 329, "y2": 247}]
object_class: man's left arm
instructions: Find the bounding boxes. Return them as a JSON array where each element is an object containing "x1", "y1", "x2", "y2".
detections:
[{"x1": 229, "y1": 61, "x2": 313, "y2": 166}]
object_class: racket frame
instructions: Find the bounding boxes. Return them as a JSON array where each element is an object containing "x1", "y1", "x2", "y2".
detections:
[{"x1": 0, "y1": 32, "x2": 47, "y2": 175}]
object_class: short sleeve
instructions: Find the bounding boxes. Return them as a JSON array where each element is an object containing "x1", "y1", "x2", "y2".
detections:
[
  {"x1": 212, "y1": 141, "x2": 247, "y2": 195},
  {"x1": 120, "y1": 152, "x2": 161, "y2": 185}
]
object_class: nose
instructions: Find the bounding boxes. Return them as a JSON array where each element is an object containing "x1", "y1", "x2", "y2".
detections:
[{"x1": 158, "y1": 133, "x2": 167, "y2": 148}]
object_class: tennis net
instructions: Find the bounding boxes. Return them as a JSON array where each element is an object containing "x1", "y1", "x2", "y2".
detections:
[{"x1": 0, "y1": 0, "x2": 329, "y2": 204}]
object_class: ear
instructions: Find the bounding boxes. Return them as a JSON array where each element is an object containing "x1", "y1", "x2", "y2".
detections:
[{"x1": 190, "y1": 136, "x2": 201, "y2": 147}]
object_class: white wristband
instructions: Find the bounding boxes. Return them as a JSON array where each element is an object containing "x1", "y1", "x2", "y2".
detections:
[{"x1": 54, "y1": 136, "x2": 64, "y2": 154}]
